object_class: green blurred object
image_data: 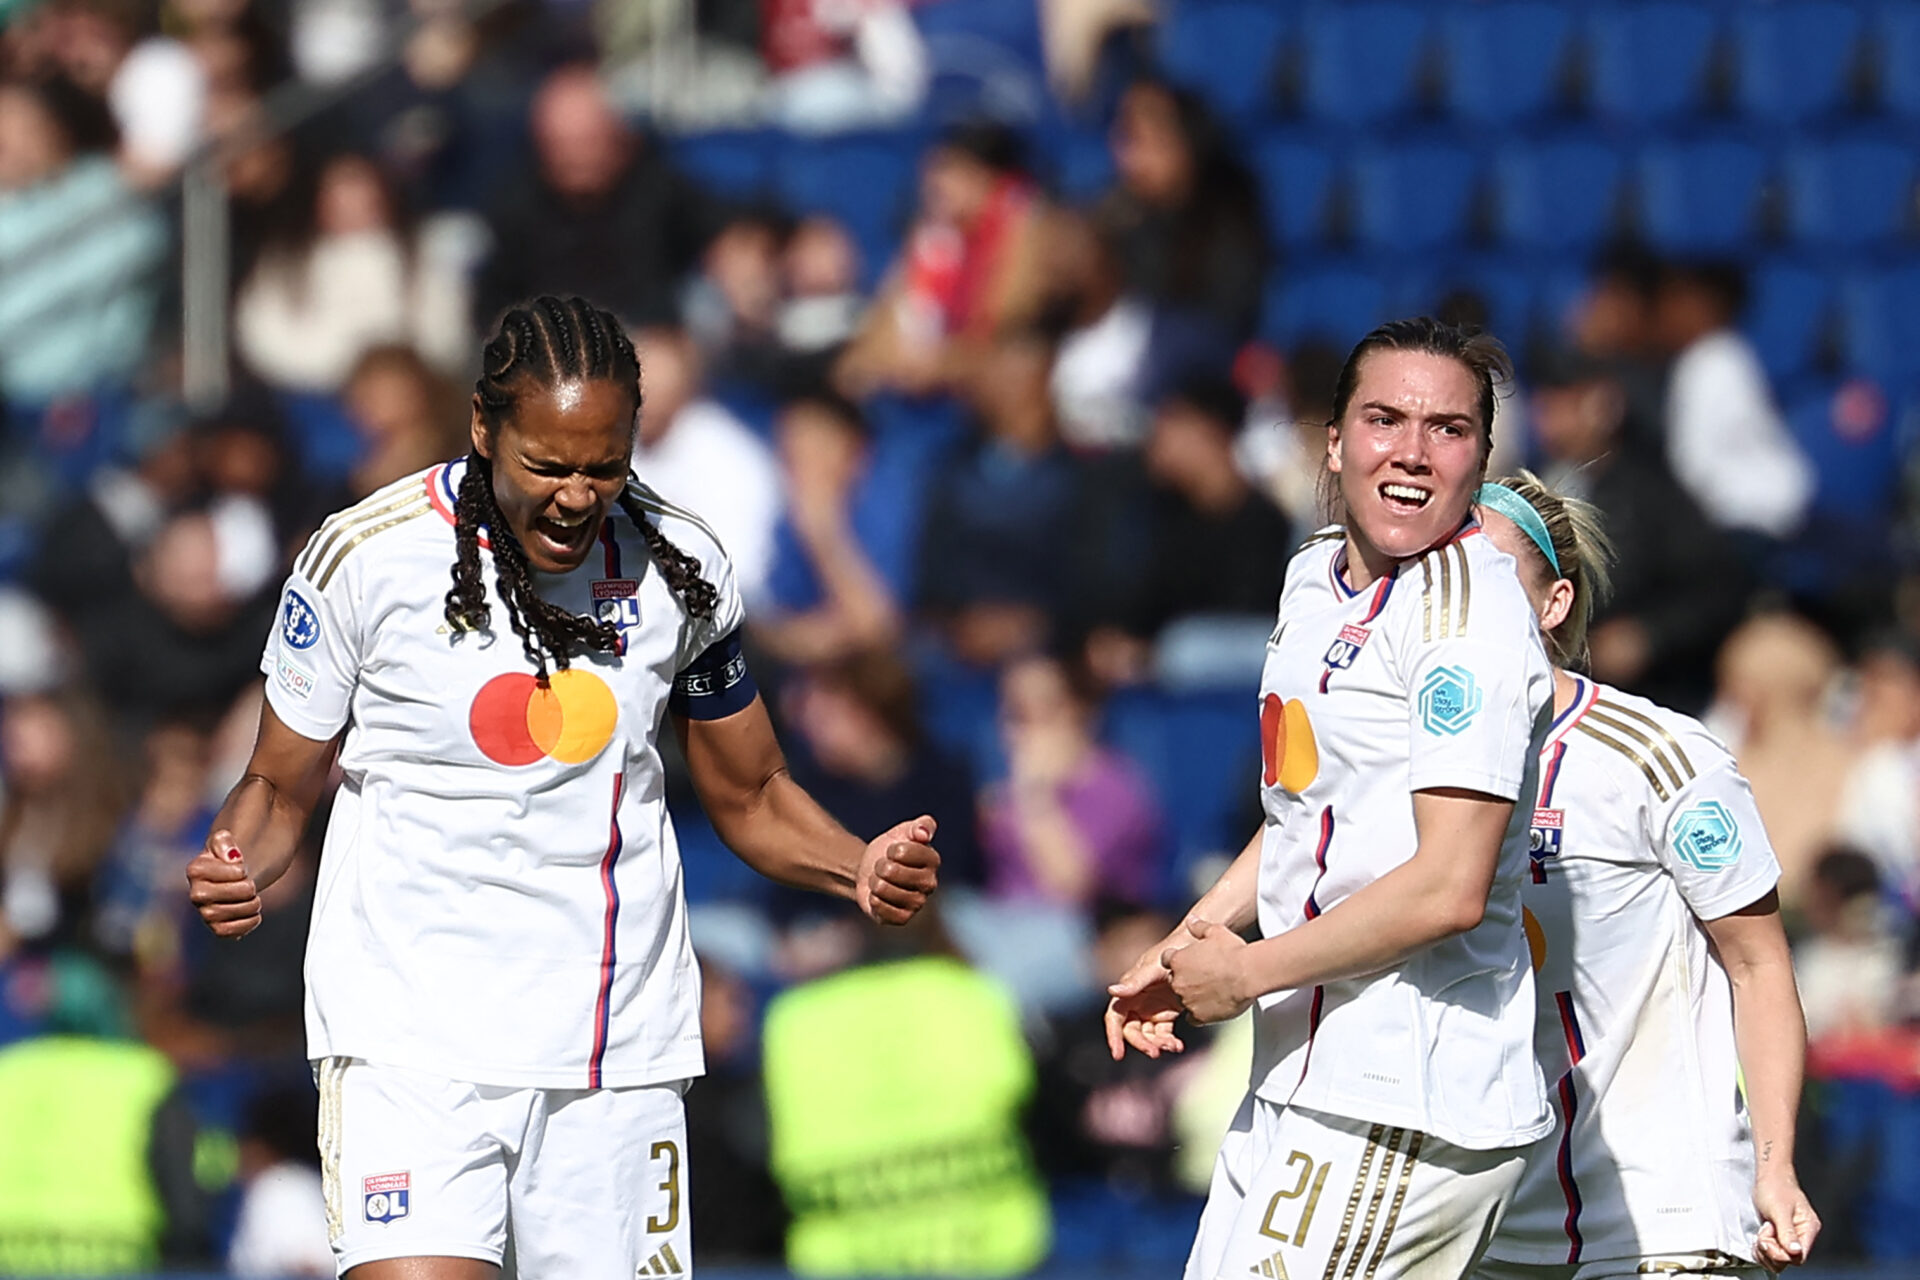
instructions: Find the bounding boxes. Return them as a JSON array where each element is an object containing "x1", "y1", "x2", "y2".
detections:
[{"x1": 44, "y1": 949, "x2": 133, "y2": 1040}]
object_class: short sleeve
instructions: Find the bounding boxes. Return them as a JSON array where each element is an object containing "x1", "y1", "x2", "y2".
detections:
[
  {"x1": 1654, "y1": 758, "x2": 1782, "y2": 921},
  {"x1": 1400, "y1": 550, "x2": 1554, "y2": 800},
  {"x1": 676, "y1": 534, "x2": 747, "y2": 671},
  {"x1": 258, "y1": 559, "x2": 362, "y2": 741}
]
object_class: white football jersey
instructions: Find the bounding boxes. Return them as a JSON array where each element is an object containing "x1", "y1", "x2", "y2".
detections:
[
  {"x1": 1488, "y1": 678, "x2": 1781, "y2": 1267},
  {"x1": 1251, "y1": 527, "x2": 1555, "y2": 1151},
  {"x1": 259, "y1": 460, "x2": 745, "y2": 1090}
]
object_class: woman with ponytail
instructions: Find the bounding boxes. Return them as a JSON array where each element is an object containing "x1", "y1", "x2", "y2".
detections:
[
  {"x1": 1472, "y1": 472, "x2": 1819, "y2": 1279},
  {"x1": 184, "y1": 295, "x2": 941, "y2": 1280}
]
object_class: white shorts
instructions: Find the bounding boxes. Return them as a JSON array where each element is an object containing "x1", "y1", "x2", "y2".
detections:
[
  {"x1": 1185, "y1": 1095, "x2": 1531, "y2": 1280},
  {"x1": 315, "y1": 1057, "x2": 691, "y2": 1278},
  {"x1": 1474, "y1": 1254, "x2": 1766, "y2": 1280}
]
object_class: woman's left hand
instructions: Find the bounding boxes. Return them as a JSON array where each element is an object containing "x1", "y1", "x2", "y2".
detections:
[
  {"x1": 1164, "y1": 919, "x2": 1254, "y2": 1023},
  {"x1": 856, "y1": 815, "x2": 941, "y2": 925}
]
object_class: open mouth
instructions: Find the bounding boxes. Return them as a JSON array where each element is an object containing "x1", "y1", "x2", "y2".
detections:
[
  {"x1": 531, "y1": 511, "x2": 596, "y2": 562},
  {"x1": 1380, "y1": 482, "x2": 1432, "y2": 514}
]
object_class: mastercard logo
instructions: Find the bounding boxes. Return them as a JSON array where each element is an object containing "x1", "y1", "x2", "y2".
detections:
[
  {"x1": 470, "y1": 670, "x2": 618, "y2": 766},
  {"x1": 1260, "y1": 693, "x2": 1319, "y2": 793}
]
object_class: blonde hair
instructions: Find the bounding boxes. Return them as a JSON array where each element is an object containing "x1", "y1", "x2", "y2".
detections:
[{"x1": 1485, "y1": 469, "x2": 1615, "y2": 670}]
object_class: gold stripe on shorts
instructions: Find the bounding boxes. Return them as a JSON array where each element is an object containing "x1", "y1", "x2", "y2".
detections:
[
  {"x1": 1320, "y1": 1124, "x2": 1387, "y2": 1280},
  {"x1": 319, "y1": 1057, "x2": 345, "y2": 1242},
  {"x1": 1362, "y1": 1131, "x2": 1423, "y2": 1280},
  {"x1": 1338, "y1": 1127, "x2": 1407, "y2": 1280}
]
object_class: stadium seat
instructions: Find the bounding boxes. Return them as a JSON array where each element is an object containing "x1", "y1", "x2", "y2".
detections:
[
  {"x1": 1744, "y1": 259, "x2": 1835, "y2": 383},
  {"x1": 667, "y1": 129, "x2": 774, "y2": 201},
  {"x1": 1351, "y1": 140, "x2": 1484, "y2": 252},
  {"x1": 1634, "y1": 137, "x2": 1772, "y2": 253},
  {"x1": 1299, "y1": 3, "x2": 1436, "y2": 125},
  {"x1": 1102, "y1": 689, "x2": 1258, "y2": 904},
  {"x1": 913, "y1": 0, "x2": 1046, "y2": 77},
  {"x1": 1589, "y1": 1, "x2": 1723, "y2": 125},
  {"x1": 771, "y1": 132, "x2": 922, "y2": 289},
  {"x1": 1782, "y1": 380, "x2": 1899, "y2": 519},
  {"x1": 1732, "y1": 2, "x2": 1866, "y2": 123},
  {"x1": 1159, "y1": 1, "x2": 1290, "y2": 122},
  {"x1": 1250, "y1": 131, "x2": 1343, "y2": 251},
  {"x1": 1783, "y1": 135, "x2": 1917, "y2": 249},
  {"x1": 1045, "y1": 126, "x2": 1116, "y2": 202},
  {"x1": 1491, "y1": 135, "x2": 1628, "y2": 252},
  {"x1": 1839, "y1": 263, "x2": 1920, "y2": 389},
  {"x1": 1260, "y1": 259, "x2": 1391, "y2": 350},
  {"x1": 1873, "y1": 1, "x2": 1920, "y2": 119},
  {"x1": 1389, "y1": 259, "x2": 1540, "y2": 352},
  {"x1": 1440, "y1": 1, "x2": 1579, "y2": 124}
]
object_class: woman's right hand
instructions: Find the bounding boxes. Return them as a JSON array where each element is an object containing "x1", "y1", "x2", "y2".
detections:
[
  {"x1": 186, "y1": 829, "x2": 264, "y2": 939},
  {"x1": 1104, "y1": 932, "x2": 1192, "y2": 1061}
]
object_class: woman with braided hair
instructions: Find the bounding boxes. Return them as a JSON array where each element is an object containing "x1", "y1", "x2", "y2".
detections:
[{"x1": 185, "y1": 295, "x2": 941, "y2": 1280}]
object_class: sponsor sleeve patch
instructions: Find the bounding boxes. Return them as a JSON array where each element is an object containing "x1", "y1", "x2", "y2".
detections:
[
  {"x1": 1417, "y1": 665, "x2": 1484, "y2": 735},
  {"x1": 1671, "y1": 799, "x2": 1743, "y2": 873}
]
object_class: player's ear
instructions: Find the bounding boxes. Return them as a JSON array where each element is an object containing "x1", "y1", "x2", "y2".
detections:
[
  {"x1": 1540, "y1": 577, "x2": 1576, "y2": 636},
  {"x1": 1325, "y1": 420, "x2": 1343, "y2": 474},
  {"x1": 469, "y1": 394, "x2": 493, "y2": 460}
]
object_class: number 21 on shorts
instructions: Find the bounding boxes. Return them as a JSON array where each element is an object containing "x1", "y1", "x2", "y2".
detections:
[{"x1": 1259, "y1": 1149, "x2": 1331, "y2": 1248}]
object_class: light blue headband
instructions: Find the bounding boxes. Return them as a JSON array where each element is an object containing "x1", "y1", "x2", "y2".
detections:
[{"x1": 1475, "y1": 483, "x2": 1561, "y2": 576}]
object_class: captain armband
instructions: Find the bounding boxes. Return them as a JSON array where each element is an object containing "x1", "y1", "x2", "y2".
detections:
[{"x1": 668, "y1": 628, "x2": 758, "y2": 720}]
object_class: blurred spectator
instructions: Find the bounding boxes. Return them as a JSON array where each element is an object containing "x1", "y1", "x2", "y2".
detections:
[
  {"x1": 92, "y1": 718, "x2": 216, "y2": 968},
  {"x1": 1656, "y1": 260, "x2": 1813, "y2": 544},
  {"x1": 780, "y1": 648, "x2": 981, "y2": 895},
  {"x1": 0, "y1": 689, "x2": 127, "y2": 948},
  {"x1": 189, "y1": 397, "x2": 332, "y2": 565},
  {"x1": 1042, "y1": 208, "x2": 1153, "y2": 451},
  {"x1": 1097, "y1": 79, "x2": 1265, "y2": 342},
  {"x1": 0, "y1": 952, "x2": 209, "y2": 1273},
  {"x1": 762, "y1": 0, "x2": 929, "y2": 133},
  {"x1": 686, "y1": 956, "x2": 785, "y2": 1263},
  {"x1": 979, "y1": 654, "x2": 1163, "y2": 911},
  {"x1": 1836, "y1": 633, "x2": 1920, "y2": 908},
  {"x1": 779, "y1": 215, "x2": 865, "y2": 364},
  {"x1": 474, "y1": 63, "x2": 717, "y2": 330},
  {"x1": 1234, "y1": 339, "x2": 1340, "y2": 531},
  {"x1": 0, "y1": 72, "x2": 165, "y2": 407},
  {"x1": 754, "y1": 394, "x2": 908, "y2": 667},
  {"x1": 1795, "y1": 847, "x2": 1905, "y2": 1044},
  {"x1": 234, "y1": 150, "x2": 470, "y2": 394},
  {"x1": 917, "y1": 332, "x2": 1088, "y2": 666},
  {"x1": 837, "y1": 120, "x2": 1047, "y2": 398},
  {"x1": 227, "y1": 1082, "x2": 330, "y2": 1276},
  {"x1": 1714, "y1": 613, "x2": 1855, "y2": 904},
  {"x1": 341, "y1": 344, "x2": 467, "y2": 500},
  {"x1": 1530, "y1": 347, "x2": 1747, "y2": 710},
  {"x1": 761, "y1": 915, "x2": 1051, "y2": 1275},
  {"x1": 1566, "y1": 243, "x2": 1667, "y2": 450},
  {"x1": 45, "y1": 0, "x2": 205, "y2": 186},
  {"x1": 1087, "y1": 377, "x2": 1290, "y2": 689},
  {"x1": 684, "y1": 206, "x2": 792, "y2": 401},
  {"x1": 631, "y1": 324, "x2": 783, "y2": 604}
]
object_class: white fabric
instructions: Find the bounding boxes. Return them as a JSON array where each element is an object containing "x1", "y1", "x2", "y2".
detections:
[
  {"x1": 1476, "y1": 1253, "x2": 1766, "y2": 1280},
  {"x1": 1186, "y1": 1095, "x2": 1531, "y2": 1280},
  {"x1": 316, "y1": 1056, "x2": 690, "y2": 1275},
  {"x1": 1488, "y1": 679, "x2": 1779, "y2": 1268},
  {"x1": 1050, "y1": 298, "x2": 1152, "y2": 450},
  {"x1": 261, "y1": 462, "x2": 744, "y2": 1088},
  {"x1": 1251, "y1": 530, "x2": 1554, "y2": 1150},
  {"x1": 233, "y1": 227, "x2": 472, "y2": 393},
  {"x1": 108, "y1": 39, "x2": 205, "y2": 171},
  {"x1": 228, "y1": 1163, "x2": 333, "y2": 1276},
  {"x1": 633, "y1": 398, "x2": 784, "y2": 607},
  {"x1": 1835, "y1": 741, "x2": 1920, "y2": 905},
  {"x1": 1665, "y1": 331, "x2": 1811, "y2": 538}
]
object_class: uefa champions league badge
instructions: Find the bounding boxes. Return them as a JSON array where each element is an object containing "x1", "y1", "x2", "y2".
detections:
[
  {"x1": 281, "y1": 589, "x2": 320, "y2": 650},
  {"x1": 364, "y1": 1171, "x2": 411, "y2": 1224}
]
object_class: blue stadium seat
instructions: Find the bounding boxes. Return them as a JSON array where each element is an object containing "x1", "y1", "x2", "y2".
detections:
[
  {"x1": 1440, "y1": 1, "x2": 1578, "y2": 123},
  {"x1": 1784, "y1": 135, "x2": 1917, "y2": 249},
  {"x1": 1250, "y1": 131, "x2": 1342, "y2": 251},
  {"x1": 1733, "y1": 2, "x2": 1865, "y2": 123},
  {"x1": 1300, "y1": 3, "x2": 1436, "y2": 125},
  {"x1": 1589, "y1": 2, "x2": 1722, "y2": 125},
  {"x1": 1634, "y1": 137, "x2": 1772, "y2": 253},
  {"x1": 1840, "y1": 263, "x2": 1920, "y2": 389},
  {"x1": 1260, "y1": 259, "x2": 1392, "y2": 350},
  {"x1": 1044, "y1": 126, "x2": 1116, "y2": 201},
  {"x1": 667, "y1": 129, "x2": 774, "y2": 201},
  {"x1": 1873, "y1": 1, "x2": 1920, "y2": 119},
  {"x1": 1782, "y1": 380, "x2": 1900, "y2": 520},
  {"x1": 913, "y1": 0, "x2": 1046, "y2": 75},
  {"x1": 1744, "y1": 260, "x2": 1834, "y2": 383},
  {"x1": 1351, "y1": 141, "x2": 1484, "y2": 252},
  {"x1": 771, "y1": 132, "x2": 922, "y2": 289},
  {"x1": 1159, "y1": 1, "x2": 1290, "y2": 121},
  {"x1": 1389, "y1": 259, "x2": 1540, "y2": 350},
  {"x1": 1491, "y1": 135, "x2": 1627, "y2": 252},
  {"x1": 1102, "y1": 689, "x2": 1258, "y2": 904}
]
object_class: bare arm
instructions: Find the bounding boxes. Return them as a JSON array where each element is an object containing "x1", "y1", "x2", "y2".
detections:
[
  {"x1": 186, "y1": 701, "x2": 340, "y2": 938},
  {"x1": 674, "y1": 696, "x2": 937, "y2": 923},
  {"x1": 1704, "y1": 890, "x2": 1821, "y2": 1269},
  {"x1": 1167, "y1": 787, "x2": 1512, "y2": 1022}
]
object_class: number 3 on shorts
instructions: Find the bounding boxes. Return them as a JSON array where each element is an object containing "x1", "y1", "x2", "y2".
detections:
[
  {"x1": 1258, "y1": 1150, "x2": 1331, "y2": 1247},
  {"x1": 648, "y1": 1140, "x2": 680, "y2": 1234}
]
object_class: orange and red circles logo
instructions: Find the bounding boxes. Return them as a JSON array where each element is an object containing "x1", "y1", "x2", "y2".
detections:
[
  {"x1": 1260, "y1": 693, "x2": 1319, "y2": 793},
  {"x1": 470, "y1": 670, "x2": 618, "y2": 765}
]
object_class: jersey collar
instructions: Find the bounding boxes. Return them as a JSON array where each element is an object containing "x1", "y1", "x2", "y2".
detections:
[
  {"x1": 428, "y1": 458, "x2": 491, "y2": 548},
  {"x1": 1542, "y1": 674, "x2": 1599, "y2": 753},
  {"x1": 1329, "y1": 515, "x2": 1482, "y2": 599}
]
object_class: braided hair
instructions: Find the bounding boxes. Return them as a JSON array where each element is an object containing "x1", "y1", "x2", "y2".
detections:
[{"x1": 445, "y1": 295, "x2": 720, "y2": 677}]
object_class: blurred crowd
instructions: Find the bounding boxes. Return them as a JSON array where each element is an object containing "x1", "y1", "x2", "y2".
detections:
[{"x1": 3, "y1": 0, "x2": 1920, "y2": 1272}]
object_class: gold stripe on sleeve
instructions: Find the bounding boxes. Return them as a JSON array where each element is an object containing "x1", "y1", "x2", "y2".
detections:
[
  {"x1": 1320, "y1": 1124, "x2": 1388, "y2": 1280},
  {"x1": 1597, "y1": 700, "x2": 1696, "y2": 781},
  {"x1": 1452, "y1": 542, "x2": 1472, "y2": 636},
  {"x1": 313, "y1": 500, "x2": 431, "y2": 590},
  {"x1": 298, "y1": 488, "x2": 430, "y2": 580},
  {"x1": 1584, "y1": 706, "x2": 1688, "y2": 792},
  {"x1": 1421, "y1": 556, "x2": 1435, "y2": 642},
  {"x1": 1437, "y1": 548, "x2": 1453, "y2": 639},
  {"x1": 1575, "y1": 720, "x2": 1672, "y2": 802},
  {"x1": 1362, "y1": 1131, "x2": 1423, "y2": 1280}
]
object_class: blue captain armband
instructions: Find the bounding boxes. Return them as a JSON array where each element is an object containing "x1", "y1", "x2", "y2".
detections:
[{"x1": 669, "y1": 628, "x2": 759, "y2": 720}]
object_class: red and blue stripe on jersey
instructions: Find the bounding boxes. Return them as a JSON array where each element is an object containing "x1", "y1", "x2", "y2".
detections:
[
  {"x1": 588, "y1": 772, "x2": 626, "y2": 1088},
  {"x1": 1553, "y1": 991, "x2": 1590, "y2": 1262}
]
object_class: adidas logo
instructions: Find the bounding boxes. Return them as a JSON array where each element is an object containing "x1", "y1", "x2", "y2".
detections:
[
  {"x1": 1249, "y1": 1250, "x2": 1291, "y2": 1279},
  {"x1": 637, "y1": 1242, "x2": 684, "y2": 1276}
]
